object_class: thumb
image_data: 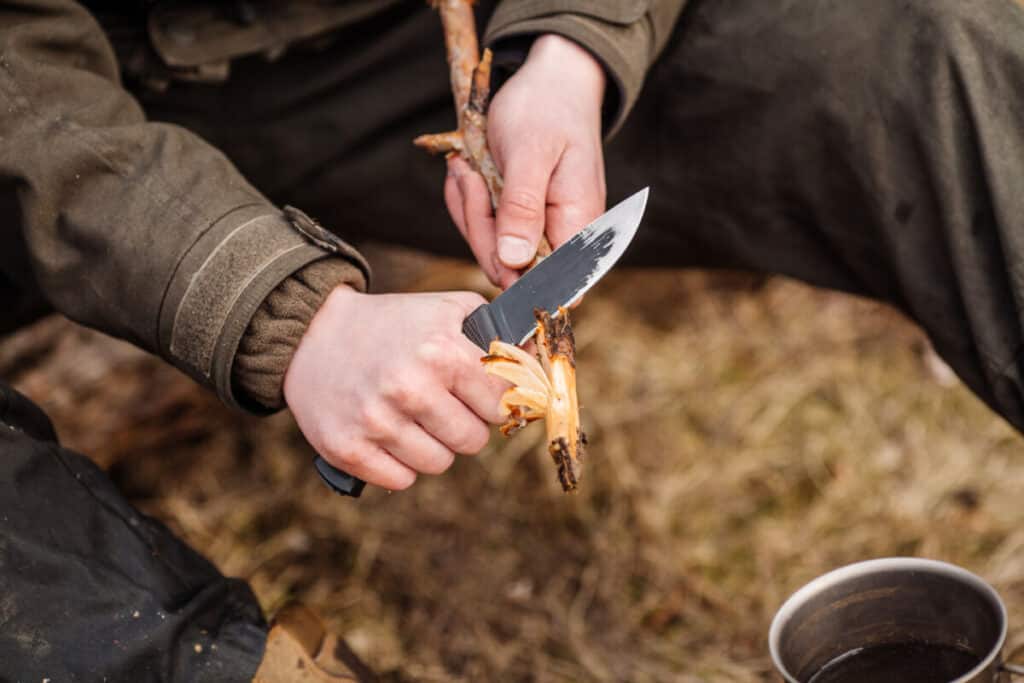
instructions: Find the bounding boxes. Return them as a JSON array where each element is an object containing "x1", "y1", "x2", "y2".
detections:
[{"x1": 495, "y1": 149, "x2": 558, "y2": 269}]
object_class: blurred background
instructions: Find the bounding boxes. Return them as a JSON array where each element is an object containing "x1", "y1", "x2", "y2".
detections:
[{"x1": 4, "y1": 246, "x2": 1024, "y2": 682}]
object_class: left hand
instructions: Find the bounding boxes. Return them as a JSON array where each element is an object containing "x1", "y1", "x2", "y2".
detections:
[{"x1": 444, "y1": 34, "x2": 607, "y2": 289}]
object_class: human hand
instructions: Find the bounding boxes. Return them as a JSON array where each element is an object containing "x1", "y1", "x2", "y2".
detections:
[
  {"x1": 445, "y1": 33, "x2": 607, "y2": 289},
  {"x1": 283, "y1": 285, "x2": 506, "y2": 491}
]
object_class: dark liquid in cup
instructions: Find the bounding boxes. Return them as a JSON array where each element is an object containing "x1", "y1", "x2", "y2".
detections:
[{"x1": 806, "y1": 642, "x2": 982, "y2": 683}]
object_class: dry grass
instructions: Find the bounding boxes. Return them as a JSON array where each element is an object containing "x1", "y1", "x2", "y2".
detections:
[{"x1": 5, "y1": 247, "x2": 1024, "y2": 682}]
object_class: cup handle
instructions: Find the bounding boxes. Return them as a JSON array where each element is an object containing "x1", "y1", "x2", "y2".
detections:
[{"x1": 1001, "y1": 663, "x2": 1024, "y2": 676}]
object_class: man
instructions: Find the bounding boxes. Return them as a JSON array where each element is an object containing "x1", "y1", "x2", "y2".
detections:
[{"x1": 1, "y1": 0, "x2": 1022, "y2": 679}]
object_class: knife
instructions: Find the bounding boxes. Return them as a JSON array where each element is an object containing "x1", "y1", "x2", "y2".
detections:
[{"x1": 314, "y1": 187, "x2": 650, "y2": 497}]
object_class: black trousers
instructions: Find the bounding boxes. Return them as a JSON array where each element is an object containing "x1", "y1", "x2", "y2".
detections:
[
  {"x1": 0, "y1": 383, "x2": 265, "y2": 680},
  {"x1": 6, "y1": 0, "x2": 1024, "y2": 678}
]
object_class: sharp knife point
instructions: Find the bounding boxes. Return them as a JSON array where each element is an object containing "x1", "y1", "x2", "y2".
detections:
[{"x1": 480, "y1": 187, "x2": 650, "y2": 346}]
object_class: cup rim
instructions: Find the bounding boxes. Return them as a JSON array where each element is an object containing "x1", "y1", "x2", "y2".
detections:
[{"x1": 768, "y1": 557, "x2": 1008, "y2": 683}]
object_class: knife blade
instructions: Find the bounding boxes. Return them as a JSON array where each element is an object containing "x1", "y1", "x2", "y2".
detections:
[
  {"x1": 316, "y1": 187, "x2": 650, "y2": 496},
  {"x1": 462, "y1": 187, "x2": 649, "y2": 349}
]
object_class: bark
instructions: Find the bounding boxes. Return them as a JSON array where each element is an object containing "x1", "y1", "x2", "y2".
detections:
[
  {"x1": 536, "y1": 308, "x2": 585, "y2": 492},
  {"x1": 413, "y1": 1, "x2": 551, "y2": 258},
  {"x1": 413, "y1": 0, "x2": 504, "y2": 210},
  {"x1": 482, "y1": 308, "x2": 587, "y2": 493},
  {"x1": 418, "y1": 0, "x2": 583, "y2": 491}
]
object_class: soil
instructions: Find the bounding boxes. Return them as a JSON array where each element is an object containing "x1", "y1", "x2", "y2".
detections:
[{"x1": 5, "y1": 246, "x2": 1024, "y2": 682}]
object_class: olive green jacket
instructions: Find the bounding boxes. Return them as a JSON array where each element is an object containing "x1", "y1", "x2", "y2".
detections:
[
  {"x1": 486, "y1": 0, "x2": 687, "y2": 136},
  {"x1": 0, "y1": 0, "x2": 685, "y2": 412}
]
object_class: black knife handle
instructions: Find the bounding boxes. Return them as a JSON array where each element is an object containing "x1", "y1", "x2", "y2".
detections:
[
  {"x1": 462, "y1": 303, "x2": 501, "y2": 351},
  {"x1": 313, "y1": 456, "x2": 366, "y2": 497}
]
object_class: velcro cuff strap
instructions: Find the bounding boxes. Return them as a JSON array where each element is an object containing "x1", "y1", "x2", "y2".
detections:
[{"x1": 159, "y1": 207, "x2": 362, "y2": 407}]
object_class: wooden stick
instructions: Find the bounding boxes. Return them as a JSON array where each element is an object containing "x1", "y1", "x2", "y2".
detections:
[
  {"x1": 436, "y1": 0, "x2": 477, "y2": 114},
  {"x1": 536, "y1": 308, "x2": 585, "y2": 491},
  {"x1": 482, "y1": 309, "x2": 587, "y2": 492},
  {"x1": 414, "y1": 1, "x2": 503, "y2": 209},
  {"x1": 417, "y1": 0, "x2": 582, "y2": 491},
  {"x1": 414, "y1": 0, "x2": 550, "y2": 259}
]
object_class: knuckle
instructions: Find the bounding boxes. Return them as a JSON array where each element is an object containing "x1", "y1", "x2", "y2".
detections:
[
  {"x1": 341, "y1": 450, "x2": 370, "y2": 472},
  {"x1": 318, "y1": 428, "x2": 352, "y2": 462},
  {"x1": 358, "y1": 402, "x2": 392, "y2": 441},
  {"x1": 446, "y1": 291, "x2": 487, "y2": 315},
  {"x1": 422, "y1": 449, "x2": 456, "y2": 475},
  {"x1": 324, "y1": 440, "x2": 365, "y2": 472},
  {"x1": 556, "y1": 205, "x2": 587, "y2": 230},
  {"x1": 381, "y1": 375, "x2": 422, "y2": 413},
  {"x1": 388, "y1": 470, "x2": 417, "y2": 491},
  {"x1": 416, "y1": 337, "x2": 459, "y2": 375},
  {"x1": 458, "y1": 423, "x2": 490, "y2": 455},
  {"x1": 501, "y1": 189, "x2": 545, "y2": 222}
]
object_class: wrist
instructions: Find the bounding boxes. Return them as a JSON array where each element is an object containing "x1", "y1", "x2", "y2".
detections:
[
  {"x1": 291, "y1": 282, "x2": 361, "y2": 364},
  {"x1": 312, "y1": 279, "x2": 361, "y2": 312},
  {"x1": 528, "y1": 34, "x2": 606, "y2": 101},
  {"x1": 233, "y1": 256, "x2": 367, "y2": 413}
]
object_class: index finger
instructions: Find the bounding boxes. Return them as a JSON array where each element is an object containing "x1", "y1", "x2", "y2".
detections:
[{"x1": 451, "y1": 336, "x2": 508, "y2": 425}]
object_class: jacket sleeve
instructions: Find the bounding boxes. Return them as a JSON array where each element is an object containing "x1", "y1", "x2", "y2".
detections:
[
  {"x1": 484, "y1": 0, "x2": 688, "y2": 137},
  {"x1": 0, "y1": 0, "x2": 369, "y2": 411}
]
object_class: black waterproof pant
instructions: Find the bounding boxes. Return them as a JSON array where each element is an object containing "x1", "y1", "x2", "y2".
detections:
[
  {"x1": 0, "y1": 383, "x2": 265, "y2": 680},
  {"x1": 5, "y1": 0, "x2": 1024, "y2": 678}
]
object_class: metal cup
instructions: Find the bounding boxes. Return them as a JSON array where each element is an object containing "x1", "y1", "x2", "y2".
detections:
[{"x1": 769, "y1": 558, "x2": 1024, "y2": 682}]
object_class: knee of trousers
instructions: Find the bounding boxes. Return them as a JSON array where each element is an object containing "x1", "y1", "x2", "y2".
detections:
[
  {"x1": 652, "y1": 0, "x2": 1024, "y2": 432},
  {"x1": 661, "y1": 0, "x2": 1024, "y2": 157},
  {"x1": 769, "y1": 0, "x2": 1024, "y2": 429},
  {"x1": 753, "y1": 0, "x2": 1020, "y2": 107},
  {"x1": 0, "y1": 383, "x2": 57, "y2": 443}
]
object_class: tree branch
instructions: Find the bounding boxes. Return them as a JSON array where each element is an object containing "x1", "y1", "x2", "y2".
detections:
[
  {"x1": 417, "y1": 0, "x2": 583, "y2": 492},
  {"x1": 414, "y1": 0, "x2": 504, "y2": 209}
]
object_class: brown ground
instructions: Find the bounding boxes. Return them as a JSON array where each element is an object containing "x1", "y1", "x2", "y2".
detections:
[{"x1": 5, "y1": 246, "x2": 1024, "y2": 682}]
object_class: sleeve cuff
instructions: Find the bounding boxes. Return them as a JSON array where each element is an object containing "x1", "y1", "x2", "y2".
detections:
[
  {"x1": 231, "y1": 258, "x2": 363, "y2": 413},
  {"x1": 485, "y1": 4, "x2": 654, "y2": 138},
  {"x1": 157, "y1": 204, "x2": 369, "y2": 411}
]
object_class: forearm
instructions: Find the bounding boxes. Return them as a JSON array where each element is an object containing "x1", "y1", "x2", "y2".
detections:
[{"x1": 0, "y1": 0, "x2": 369, "y2": 409}]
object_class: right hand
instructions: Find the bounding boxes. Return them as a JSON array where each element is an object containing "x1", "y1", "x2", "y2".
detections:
[{"x1": 283, "y1": 285, "x2": 507, "y2": 491}]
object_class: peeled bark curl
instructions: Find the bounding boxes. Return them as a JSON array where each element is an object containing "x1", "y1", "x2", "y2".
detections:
[{"x1": 483, "y1": 308, "x2": 586, "y2": 492}]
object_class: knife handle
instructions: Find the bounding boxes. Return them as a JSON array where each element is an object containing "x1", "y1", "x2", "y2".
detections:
[
  {"x1": 462, "y1": 303, "x2": 502, "y2": 351},
  {"x1": 313, "y1": 456, "x2": 366, "y2": 497}
]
